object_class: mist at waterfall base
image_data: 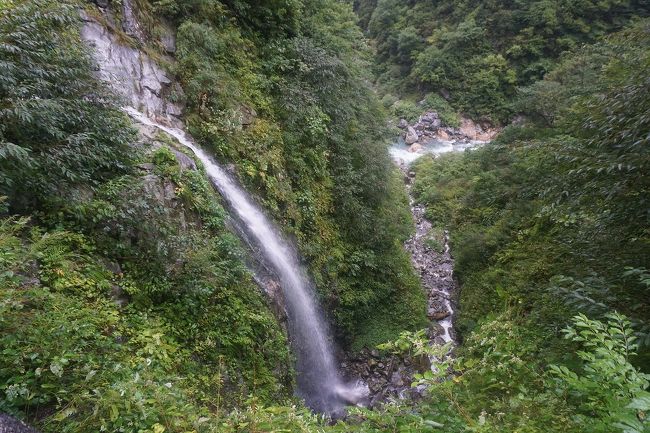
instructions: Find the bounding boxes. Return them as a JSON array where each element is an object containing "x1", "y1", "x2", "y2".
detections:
[{"x1": 124, "y1": 108, "x2": 366, "y2": 414}]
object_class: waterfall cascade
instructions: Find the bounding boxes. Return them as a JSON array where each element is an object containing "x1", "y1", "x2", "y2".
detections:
[
  {"x1": 124, "y1": 109, "x2": 362, "y2": 412},
  {"x1": 80, "y1": 7, "x2": 363, "y2": 413}
]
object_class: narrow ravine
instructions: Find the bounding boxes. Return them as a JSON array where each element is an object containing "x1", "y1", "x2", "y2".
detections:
[
  {"x1": 401, "y1": 166, "x2": 456, "y2": 345},
  {"x1": 340, "y1": 131, "x2": 472, "y2": 406}
]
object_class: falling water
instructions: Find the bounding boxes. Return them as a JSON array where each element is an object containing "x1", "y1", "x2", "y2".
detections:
[{"x1": 124, "y1": 108, "x2": 362, "y2": 413}]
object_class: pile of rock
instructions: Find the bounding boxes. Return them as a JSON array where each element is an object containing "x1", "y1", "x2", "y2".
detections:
[
  {"x1": 398, "y1": 111, "x2": 500, "y2": 153},
  {"x1": 341, "y1": 348, "x2": 432, "y2": 407}
]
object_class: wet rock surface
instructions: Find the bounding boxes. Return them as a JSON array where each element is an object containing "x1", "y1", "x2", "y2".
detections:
[
  {"x1": 399, "y1": 111, "x2": 500, "y2": 153},
  {"x1": 340, "y1": 161, "x2": 459, "y2": 406}
]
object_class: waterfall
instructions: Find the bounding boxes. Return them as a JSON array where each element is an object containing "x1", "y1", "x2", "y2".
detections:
[
  {"x1": 80, "y1": 8, "x2": 363, "y2": 410},
  {"x1": 123, "y1": 108, "x2": 362, "y2": 413}
]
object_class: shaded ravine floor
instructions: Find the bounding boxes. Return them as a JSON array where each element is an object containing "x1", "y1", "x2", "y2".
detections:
[
  {"x1": 340, "y1": 159, "x2": 459, "y2": 406},
  {"x1": 402, "y1": 165, "x2": 458, "y2": 345}
]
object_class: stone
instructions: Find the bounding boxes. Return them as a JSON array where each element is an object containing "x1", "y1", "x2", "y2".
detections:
[
  {"x1": 0, "y1": 414, "x2": 40, "y2": 433},
  {"x1": 413, "y1": 355, "x2": 431, "y2": 372},
  {"x1": 390, "y1": 371, "x2": 405, "y2": 387},
  {"x1": 437, "y1": 129, "x2": 451, "y2": 141},
  {"x1": 408, "y1": 143, "x2": 423, "y2": 153},
  {"x1": 171, "y1": 149, "x2": 197, "y2": 171},
  {"x1": 20, "y1": 277, "x2": 40, "y2": 288},
  {"x1": 160, "y1": 25, "x2": 176, "y2": 53},
  {"x1": 427, "y1": 322, "x2": 445, "y2": 337},
  {"x1": 142, "y1": 174, "x2": 177, "y2": 203},
  {"x1": 166, "y1": 102, "x2": 183, "y2": 117},
  {"x1": 122, "y1": 0, "x2": 145, "y2": 41},
  {"x1": 414, "y1": 123, "x2": 427, "y2": 132},
  {"x1": 430, "y1": 310, "x2": 451, "y2": 321},
  {"x1": 239, "y1": 105, "x2": 257, "y2": 126},
  {"x1": 80, "y1": 14, "x2": 183, "y2": 126},
  {"x1": 511, "y1": 115, "x2": 526, "y2": 126},
  {"x1": 419, "y1": 112, "x2": 439, "y2": 124},
  {"x1": 93, "y1": 0, "x2": 109, "y2": 7},
  {"x1": 111, "y1": 284, "x2": 129, "y2": 308},
  {"x1": 137, "y1": 162, "x2": 155, "y2": 171},
  {"x1": 459, "y1": 117, "x2": 484, "y2": 140},
  {"x1": 398, "y1": 118, "x2": 409, "y2": 129},
  {"x1": 476, "y1": 128, "x2": 500, "y2": 142},
  {"x1": 405, "y1": 126, "x2": 419, "y2": 144},
  {"x1": 104, "y1": 260, "x2": 122, "y2": 274}
]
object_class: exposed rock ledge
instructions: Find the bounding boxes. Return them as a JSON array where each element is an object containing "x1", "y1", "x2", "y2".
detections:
[{"x1": 79, "y1": 11, "x2": 184, "y2": 127}]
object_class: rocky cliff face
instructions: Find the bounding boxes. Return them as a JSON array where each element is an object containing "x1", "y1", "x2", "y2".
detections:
[
  {"x1": 80, "y1": 10, "x2": 183, "y2": 126},
  {"x1": 79, "y1": 0, "x2": 291, "y2": 327}
]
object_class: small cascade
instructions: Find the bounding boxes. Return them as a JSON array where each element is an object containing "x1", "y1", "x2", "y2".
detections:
[{"x1": 123, "y1": 108, "x2": 363, "y2": 413}]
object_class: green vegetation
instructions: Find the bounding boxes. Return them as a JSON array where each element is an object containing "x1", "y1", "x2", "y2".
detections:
[
  {"x1": 404, "y1": 19, "x2": 650, "y2": 432},
  {"x1": 2, "y1": 0, "x2": 649, "y2": 431},
  {"x1": 358, "y1": 0, "x2": 650, "y2": 122},
  {"x1": 0, "y1": 0, "x2": 423, "y2": 429},
  {"x1": 156, "y1": 0, "x2": 426, "y2": 347}
]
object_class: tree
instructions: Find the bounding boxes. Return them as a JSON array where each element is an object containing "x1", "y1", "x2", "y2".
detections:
[{"x1": 0, "y1": 0, "x2": 133, "y2": 213}]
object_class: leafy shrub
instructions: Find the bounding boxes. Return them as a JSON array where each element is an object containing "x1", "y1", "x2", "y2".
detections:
[
  {"x1": 551, "y1": 313, "x2": 650, "y2": 433},
  {"x1": 0, "y1": 0, "x2": 134, "y2": 213}
]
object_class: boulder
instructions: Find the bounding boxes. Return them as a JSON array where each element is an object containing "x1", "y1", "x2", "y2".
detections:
[
  {"x1": 171, "y1": 149, "x2": 197, "y2": 171},
  {"x1": 430, "y1": 310, "x2": 451, "y2": 321},
  {"x1": 398, "y1": 119, "x2": 409, "y2": 129},
  {"x1": 390, "y1": 370, "x2": 405, "y2": 387},
  {"x1": 437, "y1": 129, "x2": 451, "y2": 141},
  {"x1": 419, "y1": 112, "x2": 439, "y2": 124},
  {"x1": 427, "y1": 322, "x2": 445, "y2": 338},
  {"x1": 476, "y1": 128, "x2": 500, "y2": 141},
  {"x1": 142, "y1": 174, "x2": 176, "y2": 203},
  {"x1": 0, "y1": 414, "x2": 40, "y2": 433},
  {"x1": 459, "y1": 117, "x2": 480, "y2": 140},
  {"x1": 405, "y1": 126, "x2": 419, "y2": 144},
  {"x1": 159, "y1": 24, "x2": 176, "y2": 54},
  {"x1": 122, "y1": 0, "x2": 145, "y2": 41},
  {"x1": 239, "y1": 105, "x2": 257, "y2": 126},
  {"x1": 137, "y1": 162, "x2": 155, "y2": 171},
  {"x1": 408, "y1": 143, "x2": 423, "y2": 153}
]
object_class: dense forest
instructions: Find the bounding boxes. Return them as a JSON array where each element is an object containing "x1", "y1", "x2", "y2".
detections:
[
  {"x1": 1, "y1": 0, "x2": 649, "y2": 432},
  {"x1": 358, "y1": 0, "x2": 650, "y2": 122}
]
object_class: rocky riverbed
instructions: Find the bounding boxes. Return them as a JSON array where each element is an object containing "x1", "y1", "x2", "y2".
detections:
[
  {"x1": 340, "y1": 152, "x2": 460, "y2": 407},
  {"x1": 390, "y1": 111, "x2": 500, "y2": 163}
]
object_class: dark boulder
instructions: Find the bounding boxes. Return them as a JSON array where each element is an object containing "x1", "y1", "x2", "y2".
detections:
[{"x1": 0, "y1": 414, "x2": 40, "y2": 433}]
